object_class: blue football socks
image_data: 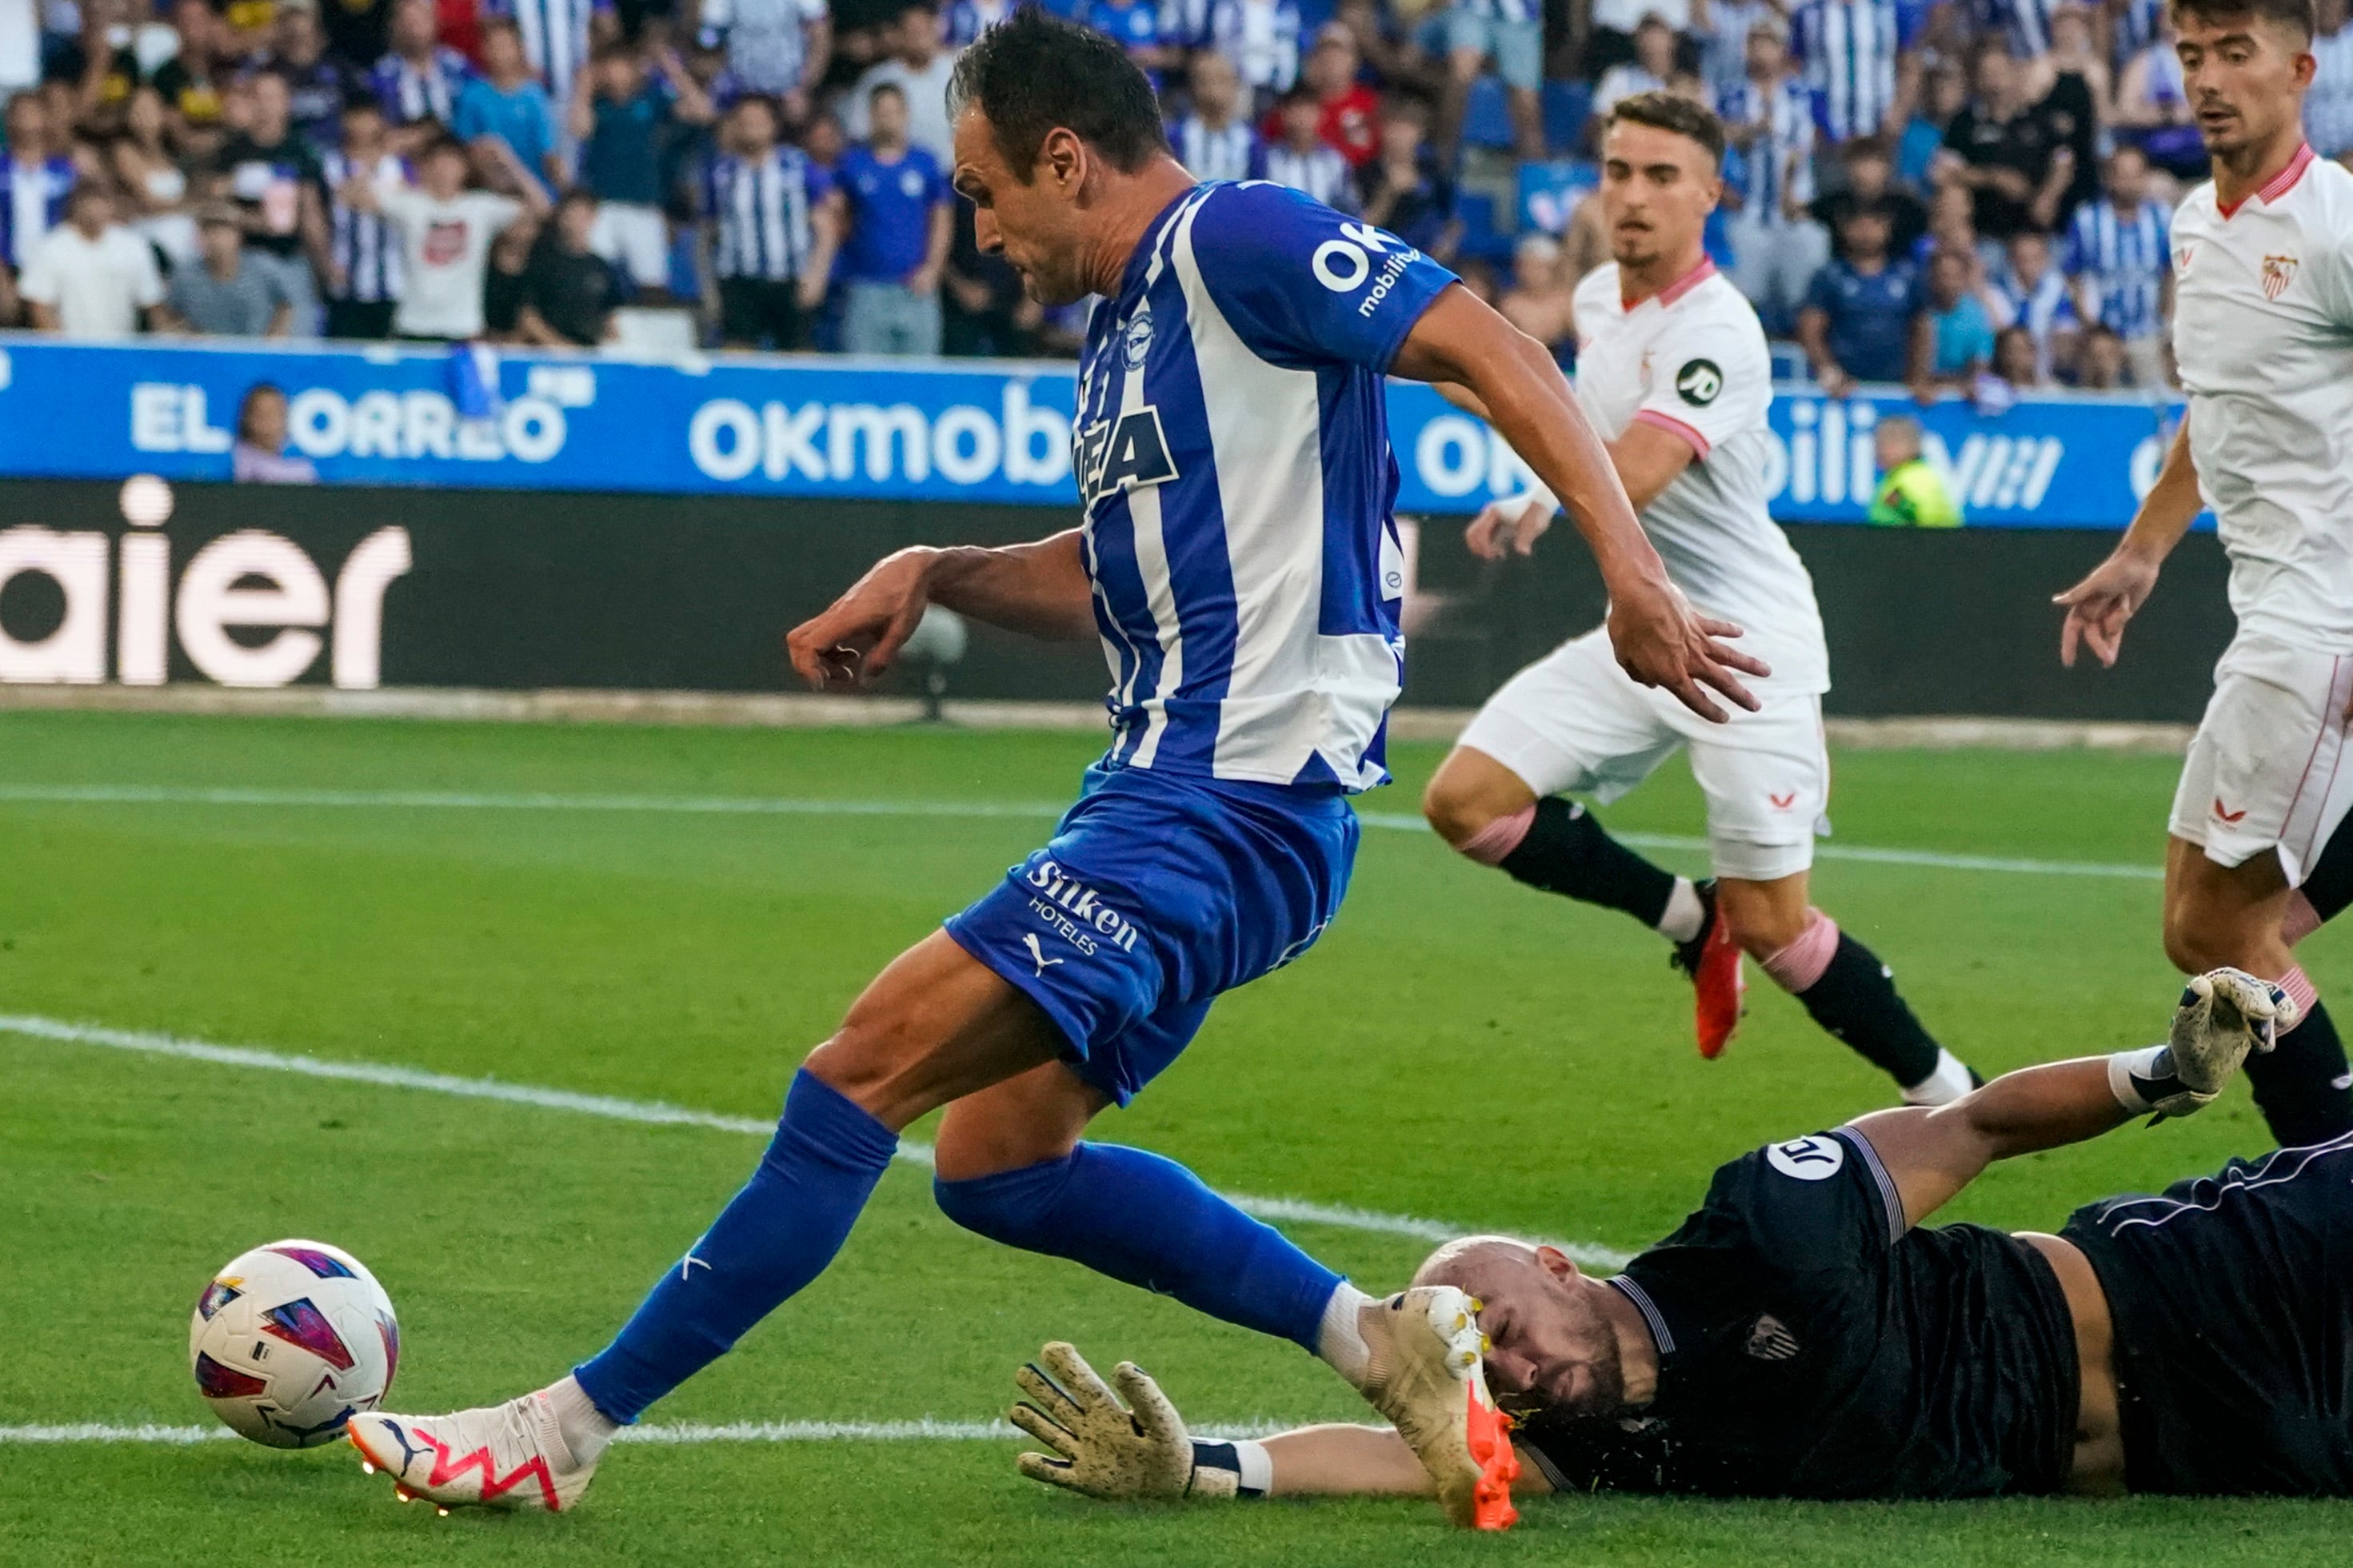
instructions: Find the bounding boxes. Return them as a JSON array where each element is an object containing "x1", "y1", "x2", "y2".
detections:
[
  {"x1": 933, "y1": 1142, "x2": 1343, "y2": 1351},
  {"x1": 573, "y1": 1069, "x2": 899, "y2": 1422}
]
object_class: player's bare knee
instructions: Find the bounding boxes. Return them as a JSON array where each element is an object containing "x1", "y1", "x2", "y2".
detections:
[
  {"x1": 802, "y1": 1014, "x2": 935, "y2": 1128},
  {"x1": 1421, "y1": 776, "x2": 1495, "y2": 848},
  {"x1": 932, "y1": 1109, "x2": 1077, "y2": 1183},
  {"x1": 2161, "y1": 916, "x2": 2241, "y2": 978},
  {"x1": 1717, "y1": 878, "x2": 1813, "y2": 956},
  {"x1": 1424, "y1": 752, "x2": 1533, "y2": 851}
]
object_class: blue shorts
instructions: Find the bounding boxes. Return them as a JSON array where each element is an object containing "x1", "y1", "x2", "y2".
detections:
[{"x1": 942, "y1": 763, "x2": 1357, "y2": 1106}]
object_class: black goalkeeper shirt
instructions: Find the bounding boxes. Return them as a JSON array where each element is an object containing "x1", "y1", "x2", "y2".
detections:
[{"x1": 1517, "y1": 1128, "x2": 2081, "y2": 1499}]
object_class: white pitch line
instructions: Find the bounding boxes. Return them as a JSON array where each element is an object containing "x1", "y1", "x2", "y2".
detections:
[
  {"x1": 0, "y1": 783, "x2": 1070, "y2": 820},
  {"x1": 0, "y1": 783, "x2": 2164, "y2": 881},
  {"x1": 1356, "y1": 812, "x2": 2164, "y2": 881},
  {"x1": 0, "y1": 1418, "x2": 1310, "y2": 1446},
  {"x1": 0, "y1": 1014, "x2": 1632, "y2": 1271}
]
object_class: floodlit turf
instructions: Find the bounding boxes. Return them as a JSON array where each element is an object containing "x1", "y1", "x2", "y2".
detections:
[{"x1": 2, "y1": 708, "x2": 2346, "y2": 1566}]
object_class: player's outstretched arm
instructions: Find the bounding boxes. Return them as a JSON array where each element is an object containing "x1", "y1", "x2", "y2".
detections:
[
  {"x1": 785, "y1": 530, "x2": 1094, "y2": 689},
  {"x1": 2054, "y1": 415, "x2": 2199, "y2": 668},
  {"x1": 1391, "y1": 288, "x2": 1768, "y2": 723},
  {"x1": 1011, "y1": 1344, "x2": 1554, "y2": 1502},
  {"x1": 1848, "y1": 969, "x2": 2291, "y2": 1229}
]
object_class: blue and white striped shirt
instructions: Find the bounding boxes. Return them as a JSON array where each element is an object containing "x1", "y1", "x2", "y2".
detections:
[
  {"x1": 481, "y1": 0, "x2": 613, "y2": 104},
  {"x1": 1073, "y1": 180, "x2": 1455, "y2": 789},
  {"x1": 1172, "y1": 115, "x2": 1267, "y2": 183},
  {"x1": 370, "y1": 47, "x2": 474, "y2": 126},
  {"x1": 322, "y1": 150, "x2": 407, "y2": 303},
  {"x1": 2111, "y1": 0, "x2": 2164, "y2": 68},
  {"x1": 1971, "y1": 0, "x2": 2053, "y2": 61},
  {"x1": 1203, "y1": 0, "x2": 1301, "y2": 93},
  {"x1": 2063, "y1": 197, "x2": 2170, "y2": 339},
  {"x1": 705, "y1": 0, "x2": 830, "y2": 96},
  {"x1": 1791, "y1": 0, "x2": 1897, "y2": 143},
  {"x1": 1718, "y1": 76, "x2": 1816, "y2": 226},
  {"x1": 706, "y1": 146, "x2": 830, "y2": 281},
  {"x1": 1989, "y1": 265, "x2": 2076, "y2": 377},
  {"x1": 1263, "y1": 142, "x2": 1353, "y2": 212},
  {"x1": 0, "y1": 154, "x2": 74, "y2": 269},
  {"x1": 1700, "y1": 0, "x2": 1774, "y2": 101}
]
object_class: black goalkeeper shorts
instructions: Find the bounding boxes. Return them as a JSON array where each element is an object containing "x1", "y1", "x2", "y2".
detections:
[{"x1": 2063, "y1": 1133, "x2": 2353, "y2": 1494}]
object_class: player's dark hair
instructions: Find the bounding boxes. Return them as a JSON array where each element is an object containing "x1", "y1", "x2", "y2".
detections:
[
  {"x1": 1604, "y1": 91, "x2": 1726, "y2": 167},
  {"x1": 2171, "y1": 0, "x2": 2316, "y2": 40},
  {"x1": 947, "y1": 6, "x2": 1171, "y2": 178}
]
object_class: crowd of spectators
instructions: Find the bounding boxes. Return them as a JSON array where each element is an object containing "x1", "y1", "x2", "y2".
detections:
[{"x1": 0, "y1": 0, "x2": 2305, "y2": 387}]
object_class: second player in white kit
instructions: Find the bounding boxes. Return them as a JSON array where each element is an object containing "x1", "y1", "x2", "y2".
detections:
[
  {"x1": 2057, "y1": 0, "x2": 2353, "y2": 1149},
  {"x1": 1461, "y1": 253, "x2": 1832, "y2": 884},
  {"x1": 1423, "y1": 92, "x2": 1979, "y2": 1106}
]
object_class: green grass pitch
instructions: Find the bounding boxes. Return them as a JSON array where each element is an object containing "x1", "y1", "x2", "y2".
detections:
[{"x1": 2, "y1": 709, "x2": 2347, "y2": 1566}]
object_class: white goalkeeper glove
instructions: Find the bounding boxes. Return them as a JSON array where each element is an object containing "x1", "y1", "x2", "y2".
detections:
[{"x1": 2110, "y1": 968, "x2": 2296, "y2": 1120}]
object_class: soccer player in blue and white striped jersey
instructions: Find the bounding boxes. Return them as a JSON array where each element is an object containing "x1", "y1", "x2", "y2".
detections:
[
  {"x1": 320, "y1": 101, "x2": 409, "y2": 339},
  {"x1": 2060, "y1": 144, "x2": 2171, "y2": 386},
  {"x1": 350, "y1": 12, "x2": 1761, "y2": 1530},
  {"x1": 1790, "y1": 0, "x2": 1898, "y2": 142},
  {"x1": 704, "y1": 94, "x2": 839, "y2": 349}
]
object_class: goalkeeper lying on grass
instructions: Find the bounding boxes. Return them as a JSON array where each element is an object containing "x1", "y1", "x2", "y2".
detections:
[{"x1": 1013, "y1": 971, "x2": 2353, "y2": 1513}]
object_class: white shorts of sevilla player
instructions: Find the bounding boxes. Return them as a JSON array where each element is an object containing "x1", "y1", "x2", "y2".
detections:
[
  {"x1": 2169, "y1": 636, "x2": 2353, "y2": 887},
  {"x1": 1459, "y1": 627, "x2": 1831, "y2": 882}
]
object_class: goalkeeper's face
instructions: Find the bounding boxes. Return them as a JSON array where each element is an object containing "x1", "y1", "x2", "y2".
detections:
[{"x1": 1415, "y1": 1238, "x2": 1628, "y2": 1418}]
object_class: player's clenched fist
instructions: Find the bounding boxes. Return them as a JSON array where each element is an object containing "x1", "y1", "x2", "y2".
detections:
[{"x1": 785, "y1": 547, "x2": 940, "y2": 690}]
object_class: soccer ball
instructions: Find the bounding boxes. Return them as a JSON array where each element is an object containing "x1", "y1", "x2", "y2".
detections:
[{"x1": 188, "y1": 1239, "x2": 398, "y2": 1449}]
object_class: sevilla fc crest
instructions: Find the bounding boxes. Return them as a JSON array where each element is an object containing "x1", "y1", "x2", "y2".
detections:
[{"x1": 2262, "y1": 253, "x2": 2299, "y2": 300}]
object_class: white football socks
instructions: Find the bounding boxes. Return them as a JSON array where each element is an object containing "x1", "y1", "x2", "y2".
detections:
[
  {"x1": 541, "y1": 1374, "x2": 620, "y2": 1470},
  {"x1": 1902, "y1": 1048, "x2": 1977, "y2": 1107},
  {"x1": 1314, "y1": 1283, "x2": 1376, "y2": 1387},
  {"x1": 1657, "y1": 878, "x2": 1706, "y2": 944}
]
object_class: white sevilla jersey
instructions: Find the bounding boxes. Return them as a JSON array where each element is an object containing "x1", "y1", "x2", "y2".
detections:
[
  {"x1": 2171, "y1": 144, "x2": 2353, "y2": 650},
  {"x1": 1569, "y1": 260, "x2": 1828, "y2": 692}
]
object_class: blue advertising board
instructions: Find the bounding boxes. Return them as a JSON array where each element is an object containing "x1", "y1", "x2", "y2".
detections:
[{"x1": 0, "y1": 335, "x2": 2175, "y2": 529}]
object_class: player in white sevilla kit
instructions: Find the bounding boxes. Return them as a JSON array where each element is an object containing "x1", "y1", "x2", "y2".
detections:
[
  {"x1": 1420, "y1": 92, "x2": 1979, "y2": 1107},
  {"x1": 2056, "y1": 0, "x2": 2353, "y2": 1151}
]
